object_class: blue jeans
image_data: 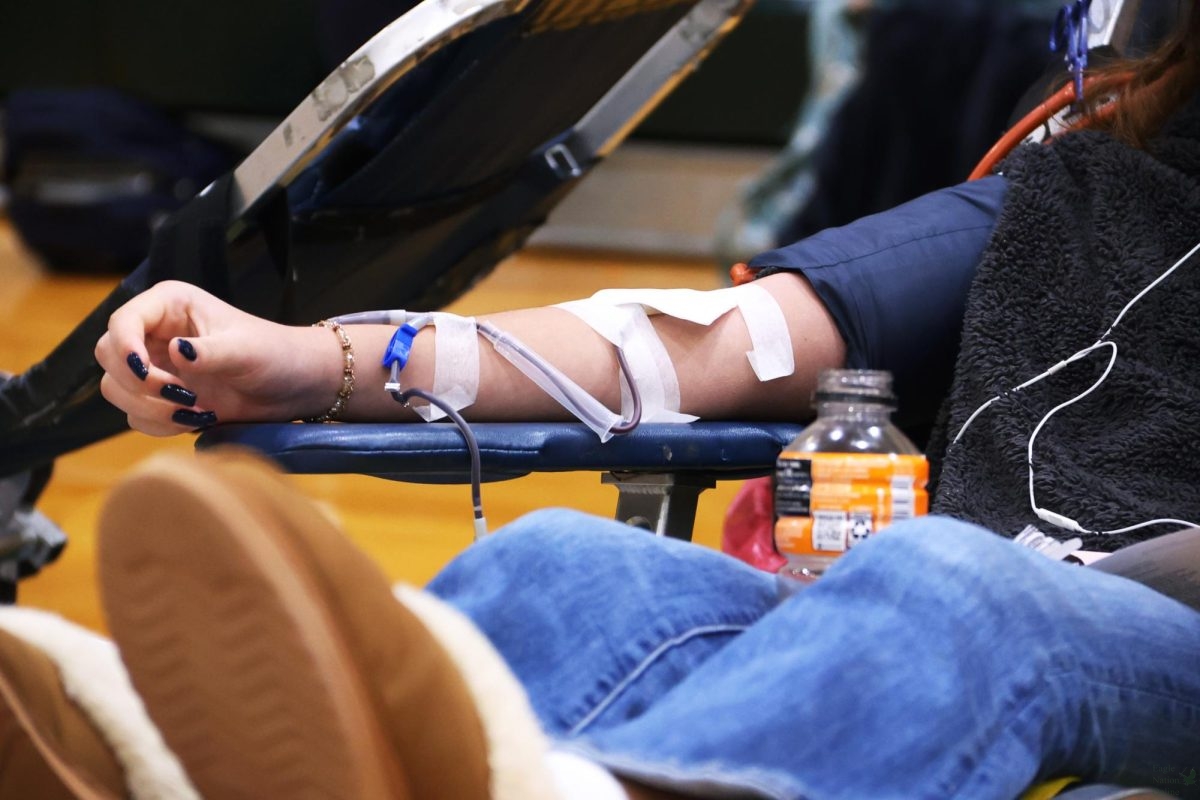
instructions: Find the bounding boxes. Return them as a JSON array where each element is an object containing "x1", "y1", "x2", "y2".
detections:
[{"x1": 428, "y1": 511, "x2": 1200, "y2": 799}]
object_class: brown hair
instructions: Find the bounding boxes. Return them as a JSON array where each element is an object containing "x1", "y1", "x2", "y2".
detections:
[{"x1": 1076, "y1": 0, "x2": 1200, "y2": 148}]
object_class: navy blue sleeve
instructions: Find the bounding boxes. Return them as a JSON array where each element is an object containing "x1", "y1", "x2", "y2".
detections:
[{"x1": 747, "y1": 175, "x2": 1007, "y2": 442}]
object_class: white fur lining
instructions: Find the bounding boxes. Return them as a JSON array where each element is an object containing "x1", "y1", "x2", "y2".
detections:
[
  {"x1": 393, "y1": 585, "x2": 562, "y2": 800},
  {"x1": 0, "y1": 608, "x2": 200, "y2": 800},
  {"x1": 546, "y1": 750, "x2": 631, "y2": 800}
]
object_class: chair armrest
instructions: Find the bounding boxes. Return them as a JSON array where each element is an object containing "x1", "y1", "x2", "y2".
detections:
[{"x1": 196, "y1": 421, "x2": 804, "y2": 484}]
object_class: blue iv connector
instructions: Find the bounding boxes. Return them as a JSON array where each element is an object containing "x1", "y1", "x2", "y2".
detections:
[{"x1": 382, "y1": 323, "x2": 420, "y2": 370}]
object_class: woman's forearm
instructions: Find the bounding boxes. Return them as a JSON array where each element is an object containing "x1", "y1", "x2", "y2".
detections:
[
  {"x1": 333, "y1": 272, "x2": 846, "y2": 424},
  {"x1": 96, "y1": 273, "x2": 843, "y2": 434}
]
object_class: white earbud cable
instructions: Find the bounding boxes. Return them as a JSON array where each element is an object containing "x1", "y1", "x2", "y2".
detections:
[{"x1": 953, "y1": 239, "x2": 1200, "y2": 535}]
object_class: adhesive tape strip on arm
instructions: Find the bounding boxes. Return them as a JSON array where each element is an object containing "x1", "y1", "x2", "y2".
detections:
[
  {"x1": 413, "y1": 313, "x2": 480, "y2": 422},
  {"x1": 555, "y1": 300, "x2": 694, "y2": 423},
  {"x1": 623, "y1": 306, "x2": 693, "y2": 423},
  {"x1": 592, "y1": 285, "x2": 794, "y2": 380},
  {"x1": 557, "y1": 283, "x2": 794, "y2": 411},
  {"x1": 730, "y1": 283, "x2": 794, "y2": 381}
]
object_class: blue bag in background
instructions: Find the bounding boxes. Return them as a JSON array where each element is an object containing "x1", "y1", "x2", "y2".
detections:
[{"x1": 2, "y1": 89, "x2": 237, "y2": 273}]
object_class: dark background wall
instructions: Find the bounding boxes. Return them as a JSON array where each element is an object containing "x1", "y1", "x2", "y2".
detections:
[
  {"x1": 0, "y1": 1, "x2": 326, "y2": 116},
  {"x1": 0, "y1": 0, "x2": 810, "y2": 146}
]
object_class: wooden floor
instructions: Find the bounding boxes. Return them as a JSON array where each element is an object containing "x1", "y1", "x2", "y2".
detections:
[{"x1": 0, "y1": 221, "x2": 743, "y2": 633}]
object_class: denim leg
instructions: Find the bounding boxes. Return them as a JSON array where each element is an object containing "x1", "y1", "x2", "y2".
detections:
[
  {"x1": 565, "y1": 517, "x2": 1200, "y2": 800},
  {"x1": 427, "y1": 508, "x2": 780, "y2": 736}
]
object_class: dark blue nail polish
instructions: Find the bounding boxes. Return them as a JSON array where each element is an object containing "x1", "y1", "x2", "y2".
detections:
[
  {"x1": 160, "y1": 384, "x2": 197, "y2": 407},
  {"x1": 172, "y1": 409, "x2": 218, "y2": 429},
  {"x1": 177, "y1": 339, "x2": 197, "y2": 362},
  {"x1": 126, "y1": 352, "x2": 149, "y2": 381}
]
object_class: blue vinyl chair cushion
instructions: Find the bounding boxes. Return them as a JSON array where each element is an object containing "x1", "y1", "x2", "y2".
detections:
[{"x1": 197, "y1": 421, "x2": 805, "y2": 484}]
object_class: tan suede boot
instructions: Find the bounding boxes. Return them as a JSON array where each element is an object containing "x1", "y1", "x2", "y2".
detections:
[
  {"x1": 0, "y1": 607, "x2": 199, "y2": 800},
  {"x1": 0, "y1": 626, "x2": 124, "y2": 799},
  {"x1": 98, "y1": 450, "x2": 561, "y2": 800}
]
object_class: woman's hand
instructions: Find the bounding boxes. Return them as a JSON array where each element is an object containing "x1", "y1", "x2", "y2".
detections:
[{"x1": 95, "y1": 281, "x2": 342, "y2": 435}]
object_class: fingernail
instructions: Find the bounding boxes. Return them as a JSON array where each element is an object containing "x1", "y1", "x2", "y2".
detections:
[
  {"x1": 177, "y1": 339, "x2": 197, "y2": 362},
  {"x1": 172, "y1": 409, "x2": 218, "y2": 429},
  {"x1": 126, "y1": 352, "x2": 149, "y2": 381},
  {"x1": 160, "y1": 384, "x2": 197, "y2": 407}
]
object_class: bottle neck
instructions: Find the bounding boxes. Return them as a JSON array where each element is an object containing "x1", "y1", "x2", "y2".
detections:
[{"x1": 815, "y1": 399, "x2": 894, "y2": 423}]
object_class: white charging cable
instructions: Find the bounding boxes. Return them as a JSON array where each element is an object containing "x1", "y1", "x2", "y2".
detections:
[{"x1": 952, "y1": 238, "x2": 1200, "y2": 535}]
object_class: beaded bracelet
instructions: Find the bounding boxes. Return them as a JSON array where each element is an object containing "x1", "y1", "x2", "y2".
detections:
[{"x1": 306, "y1": 320, "x2": 355, "y2": 423}]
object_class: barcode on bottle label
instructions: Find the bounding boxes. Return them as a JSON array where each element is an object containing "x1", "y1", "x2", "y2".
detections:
[{"x1": 812, "y1": 510, "x2": 848, "y2": 552}]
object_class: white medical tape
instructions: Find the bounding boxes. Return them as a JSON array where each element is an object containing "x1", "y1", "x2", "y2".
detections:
[
  {"x1": 414, "y1": 312, "x2": 480, "y2": 421},
  {"x1": 622, "y1": 306, "x2": 695, "y2": 423},
  {"x1": 556, "y1": 283, "x2": 793, "y2": 420},
  {"x1": 581, "y1": 284, "x2": 794, "y2": 381},
  {"x1": 555, "y1": 301, "x2": 695, "y2": 424},
  {"x1": 731, "y1": 283, "x2": 794, "y2": 381}
]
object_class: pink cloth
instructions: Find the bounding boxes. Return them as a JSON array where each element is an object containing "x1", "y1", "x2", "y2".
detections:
[{"x1": 721, "y1": 477, "x2": 785, "y2": 573}]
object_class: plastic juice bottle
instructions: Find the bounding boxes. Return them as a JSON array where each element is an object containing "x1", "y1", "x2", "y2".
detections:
[{"x1": 774, "y1": 369, "x2": 928, "y2": 591}]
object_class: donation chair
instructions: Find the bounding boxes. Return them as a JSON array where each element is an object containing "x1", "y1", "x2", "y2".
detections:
[
  {"x1": 207, "y1": 0, "x2": 1163, "y2": 544},
  {"x1": 0, "y1": 0, "x2": 753, "y2": 592},
  {"x1": 192, "y1": 2, "x2": 1188, "y2": 798}
]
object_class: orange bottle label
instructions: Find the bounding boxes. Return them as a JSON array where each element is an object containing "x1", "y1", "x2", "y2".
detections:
[{"x1": 773, "y1": 452, "x2": 929, "y2": 557}]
